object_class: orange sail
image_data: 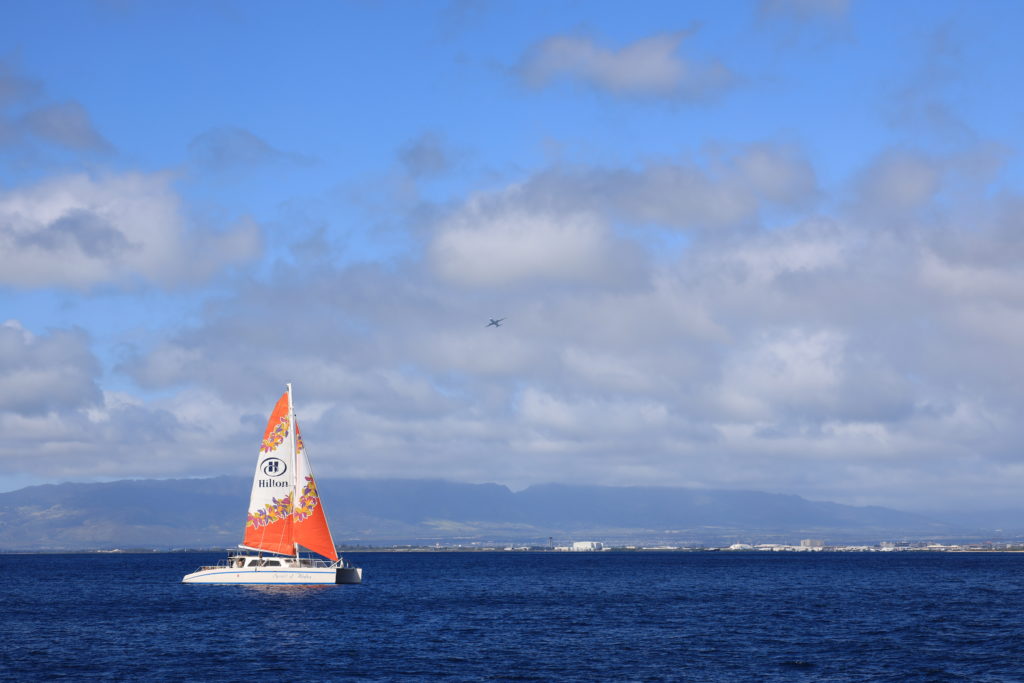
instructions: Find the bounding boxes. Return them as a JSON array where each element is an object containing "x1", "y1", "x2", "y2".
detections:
[
  {"x1": 242, "y1": 391, "x2": 296, "y2": 555},
  {"x1": 292, "y1": 421, "x2": 339, "y2": 561}
]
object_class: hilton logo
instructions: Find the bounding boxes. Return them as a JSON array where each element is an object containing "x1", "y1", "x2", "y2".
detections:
[{"x1": 261, "y1": 457, "x2": 287, "y2": 477}]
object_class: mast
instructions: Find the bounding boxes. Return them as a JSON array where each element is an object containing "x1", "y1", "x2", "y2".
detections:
[{"x1": 287, "y1": 382, "x2": 299, "y2": 559}]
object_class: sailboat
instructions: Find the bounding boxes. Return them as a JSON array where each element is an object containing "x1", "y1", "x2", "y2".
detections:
[{"x1": 183, "y1": 384, "x2": 362, "y2": 584}]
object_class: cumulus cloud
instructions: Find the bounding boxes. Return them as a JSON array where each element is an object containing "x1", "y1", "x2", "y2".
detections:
[
  {"x1": 0, "y1": 172, "x2": 261, "y2": 288},
  {"x1": 188, "y1": 126, "x2": 314, "y2": 171},
  {"x1": 0, "y1": 386, "x2": 263, "y2": 480},
  {"x1": 855, "y1": 149, "x2": 942, "y2": 213},
  {"x1": 11, "y1": 140, "x2": 1023, "y2": 510},
  {"x1": 429, "y1": 194, "x2": 643, "y2": 287},
  {"x1": 613, "y1": 148, "x2": 817, "y2": 228},
  {"x1": 492, "y1": 143, "x2": 818, "y2": 232},
  {"x1": 4, "y1": 5, "x2": 1023, "y2": 514},
  {"x1": 0, "y1": 319, "x2": 298, "y2": 479},
  {"x1": 0, "y1": 321, "x2": 101, "y2": 416},
  {"x1": 519, "y1": 31, "x2": 737, "y2": 100}
]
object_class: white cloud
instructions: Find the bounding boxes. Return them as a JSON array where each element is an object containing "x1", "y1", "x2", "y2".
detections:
[
  {"x1": 508, "y1": 144, "x2": 819, "y2": 232},
  {"x1": 0, "y1": 172, "x2": 261, "y2": 288},
  {"x1": 0, "y1": 324, "x2": 235, "y2": 481},
  {"x1": 716, "y1": 328, "x2": 846, "y2": 420},
  {"x1": 0, "y1": 320, "x2": 101, "y2": 415},
  {"x1": 561, "y1": 347, "x2": 660, "y2": 393},
  {"x1": 856, "y1": 149, "x2": 942, "y2": 212},
  {"x1": 918, "y1": 250, "x2": 1024, "y2": 304},
  {"x1": 735, "y1": 143, "x2": 819, "y2": 205},
  {"x1": 706, "y1": 218, "x2": 846, "y2": 285},
  {"x1": 518, "y1": 388, "x2": 669, "y2": 436},
  {"x1": 519, "y1": 31, "x2": 737, "y2": 100},
  {"x1": 429, "y1": 191, "x2": 642, "y2": 286},
  {"x1": 9, "y1": 144, "x2": 1024, "y2": 511}
]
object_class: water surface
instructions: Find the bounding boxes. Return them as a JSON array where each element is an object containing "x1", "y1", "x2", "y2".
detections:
[{"x1": 4, "y1": 551, "x2": 1024, "y2": 680}]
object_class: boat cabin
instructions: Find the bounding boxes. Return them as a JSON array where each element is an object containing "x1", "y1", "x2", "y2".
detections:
[
  {"x1": 236, "y1": 557, "x2": 281, "y2": 568},
  {"x1": 226, "y1": 553, "x2": 336, "y2": 569}
]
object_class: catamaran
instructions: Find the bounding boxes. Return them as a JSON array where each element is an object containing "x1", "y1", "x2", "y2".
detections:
[{"x1": 183, "y1": 384, "x2": 362, "y2": 584}]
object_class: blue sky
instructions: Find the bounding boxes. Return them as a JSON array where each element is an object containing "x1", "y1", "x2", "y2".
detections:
[{"x1": 2, "y1": 0, "x2": 1023, "y2": 511}]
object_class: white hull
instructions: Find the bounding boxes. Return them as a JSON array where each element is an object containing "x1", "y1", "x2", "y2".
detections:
[
  {"x1": 183, "y1": 567, "x2": 361, "y2": 584},
  {"x1": 182, "y1": 554, "x2": 362, "y2": 585}
]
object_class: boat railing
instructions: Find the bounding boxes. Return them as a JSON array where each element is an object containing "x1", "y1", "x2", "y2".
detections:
[
  {"x1": 189, "y1": 555, "x2": 341, "y2": 574},
  {"x1": 295, "y1": 556, "x2": 337, "y2": 568}
]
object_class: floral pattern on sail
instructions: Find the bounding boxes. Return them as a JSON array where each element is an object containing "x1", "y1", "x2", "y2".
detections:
[
  {"x1": 294, "y1": 476, "x2": 321, "y2": 522},
  {"x1": 246, "y1": 493, "x2": 293, "y2": 529},
  {"x1": 261, "y1": 414, "x2": 290, "y2": 453}
]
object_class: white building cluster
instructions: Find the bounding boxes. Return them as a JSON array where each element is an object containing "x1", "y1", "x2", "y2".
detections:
[
  {"x1": 727, "y1": 542, "x2": 825, "y2": 552},
  {"x1": 553, "y1": 541, "x2": 606, "y2": 552}
]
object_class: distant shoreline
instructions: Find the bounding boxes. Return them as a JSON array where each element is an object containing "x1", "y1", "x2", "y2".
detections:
[{"x1": 5, "y1": 547, "x2": 1024, "y2": 555}]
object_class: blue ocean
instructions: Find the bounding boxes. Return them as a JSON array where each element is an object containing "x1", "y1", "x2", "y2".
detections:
[{"x1": 4, "y1": 551, "x2": 1024, "y2": 681}]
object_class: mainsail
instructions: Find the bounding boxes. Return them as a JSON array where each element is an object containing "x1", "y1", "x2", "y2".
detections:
[{"x1": 242, "y1": 386, "x2": 337, "y2": 560}]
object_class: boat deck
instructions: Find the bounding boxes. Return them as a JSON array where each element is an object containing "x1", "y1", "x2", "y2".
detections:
[{"x1": 191, "y1": 554, "x2": 340, "y2": 573}]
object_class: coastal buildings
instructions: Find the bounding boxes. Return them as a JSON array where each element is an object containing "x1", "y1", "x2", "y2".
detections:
[
  {"x1": 570, "y1": 541, "x2": 604, "y2": 551},
  {"x1": 552, "y1": 541, "x2": 607, "y2": 551}
]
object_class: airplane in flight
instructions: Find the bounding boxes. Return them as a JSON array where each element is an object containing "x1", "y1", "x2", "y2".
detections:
[{"x1": 487, "y1": 318, "x2": 505, "y2": 327}]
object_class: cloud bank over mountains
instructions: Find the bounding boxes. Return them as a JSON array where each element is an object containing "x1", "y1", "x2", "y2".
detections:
[
  {"x1": 1, "y1": 3, "x2": 1022, "y2": 513},
  {"x1": 95, "y1": 141, "x2": 1024, "y2": 508}
]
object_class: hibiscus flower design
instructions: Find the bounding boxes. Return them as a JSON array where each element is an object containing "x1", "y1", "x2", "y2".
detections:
[
  {"x1": 246, "y1": 493, "x2": 294, "y2": 528},
  {"x1": 294, "y1": 476, "x2": 320, "y2": 522},
  {"x1": 261, "y1": 415, "x2": 290, "y2": 453}
]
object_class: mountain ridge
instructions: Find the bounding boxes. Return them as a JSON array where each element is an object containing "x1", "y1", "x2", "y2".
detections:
[{"x1": 0, "y1": 477, "x2": 1003, "y2": 550}]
